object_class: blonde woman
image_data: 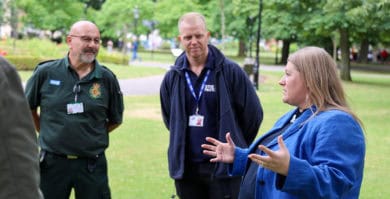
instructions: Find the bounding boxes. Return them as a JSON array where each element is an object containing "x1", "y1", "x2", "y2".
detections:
[{"x1": 202, "y1": 46, "x2": 365, "y2": 199}]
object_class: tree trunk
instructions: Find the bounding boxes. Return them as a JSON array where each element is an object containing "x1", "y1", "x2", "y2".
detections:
[
  {"x1": 323, "y1": 37, "x2": 334, "y2": 57},
  {"x1": 281, "y1": 40, "x2": 290, "y2": 65},
  {"x1": 332, "y1": 37, "x2": 337, "y2": 61},
  {"x1": 238, "y1": 38, "x2": 246, "y2": 57},
  {"x1": 358, "y1": 37, "x2": 369, "y2": 63},
  {"x1": 10, "y1": 0, "x2": 18, "y2": 38},
  {"x1": 339, "y1": 28, "x2": 351, "y2": 81},
  {"x1": 219, "y1": 0, "x2": 225, "y2": 39},
  {"x1": 275, "y1": 41, "x2": 279, "y2": 64},
  {"x1": 219, "y1": 0, "x2": 226, "y2": 50}
]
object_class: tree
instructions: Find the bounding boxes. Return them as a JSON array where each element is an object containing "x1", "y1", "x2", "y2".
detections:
[
  {"x1": 348, "y1": 1, "x2": 390, "y2": 63},
  {"x1": 81, "y1": 0, "x2": 106, "y2": 14},
  {"x1": 17, "y1": 0, "x2": 105, "y2": 38},
  {"x1": 230, "y1": 0, "x2": 259, "y2": 57},
  {"x1": 154, "y1": 0, "x2": 203, "y2": 38},
  {"x1": 9, "y1": 0, "x2": 18, "y2": 38},
  {"x1": 82, "y1": 0, "x2": 105, "y2": 10},
  {"x1": 95, "y1": 0, "x2": 155, "y2": 60},
  {"x1": 302, "y1": 0, "x2": 365, "y2": 81},
  {"x1": 17, "y1": 0, "x2": 86, "y2": 34},
  {"x1": 321, "y1": 0, "x2": 363, "y2": 81},
  {"x1": 155, "y1": 0, "x2": 259, "y2": 57},
  {"x1": 261, "y1": 0, "x2": 312, "y2": 64},
  {"x1": 0, "y1": 0, "x2": 6, "y2": 37},
  {"x1": 0, "y1": 1, "x2": 3, "y2": 29}
]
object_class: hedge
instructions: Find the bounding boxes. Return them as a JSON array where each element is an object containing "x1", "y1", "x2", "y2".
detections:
[
  {"x1": 98, "y1": 54, "x2": 129, "y2": 65},
  {"x1": 4, "y1": 53, "x2": 131, "y2": 71},
  {"x1": 5, "y1": 55, "x2": 47, "y2": 71}
]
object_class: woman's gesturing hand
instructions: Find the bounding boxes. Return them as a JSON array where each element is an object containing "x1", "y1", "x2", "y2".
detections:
[
  {"x1": 202, "y1": 132, "x2": 236, "y2": 163},
  {"x1": 248, "y1": 135, "x2": 290, "y2": 176}
]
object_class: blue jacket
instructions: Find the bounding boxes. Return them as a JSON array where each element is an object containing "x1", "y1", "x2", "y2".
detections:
[
  {"x1": 230, "y1": 107, "x2": 365, "y2": 199},
  {"x1": 160, "y1": 44, "x2": 263, "y2": 179}
]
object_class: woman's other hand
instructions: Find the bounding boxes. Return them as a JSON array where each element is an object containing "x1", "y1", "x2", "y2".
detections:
[{"x1": 202, "y1": 132, "x2": 236, "y2": 163}]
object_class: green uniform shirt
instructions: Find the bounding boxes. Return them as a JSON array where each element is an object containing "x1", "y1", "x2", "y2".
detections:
[{"x1": 25, "y1": 56, "x2": 123, "y2": 157}]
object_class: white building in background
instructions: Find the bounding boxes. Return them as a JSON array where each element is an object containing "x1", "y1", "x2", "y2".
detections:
[{"x1": 0, "y1": 0, "x2": 12, "y2": 39}]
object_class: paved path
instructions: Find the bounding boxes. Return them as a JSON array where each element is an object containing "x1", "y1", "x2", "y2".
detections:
[
  {"x1": 119, "y1": 75, "x2": 164, "y2": 96},
  {"x1": 119, "y1": 61, "x2": 168, "y2": 96},
  {"x1": 120, "y1": 61, "x2": 284, "y2": 96},
  {"x1": 20, "y1": 61, "x2": 389, "y2": 96},
  {"x1": 119, "y1": 61, "x2": 390, "y2": 96}
]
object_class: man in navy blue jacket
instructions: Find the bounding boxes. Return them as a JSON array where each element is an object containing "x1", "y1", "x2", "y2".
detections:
[{"x1": 160, "y1": 12, "x2": 263, "y2": 199}]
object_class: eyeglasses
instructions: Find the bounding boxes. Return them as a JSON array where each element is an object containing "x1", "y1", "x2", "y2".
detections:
[{"x1": 69, "y1": 35, "x2": 100, "y2": 45}]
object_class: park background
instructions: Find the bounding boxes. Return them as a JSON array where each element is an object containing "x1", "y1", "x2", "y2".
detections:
[{"x1": 1, "y1": 0, "x2": 390, "y2": 198}]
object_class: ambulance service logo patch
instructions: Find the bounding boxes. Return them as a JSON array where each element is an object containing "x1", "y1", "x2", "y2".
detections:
[{"x1": 89, "y1": 83, "x2": 102, "y2": 99}]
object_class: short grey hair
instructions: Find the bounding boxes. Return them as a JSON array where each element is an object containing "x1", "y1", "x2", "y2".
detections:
[{"x1": 178, "y1": 12, "x2": 207, "y2": 32}]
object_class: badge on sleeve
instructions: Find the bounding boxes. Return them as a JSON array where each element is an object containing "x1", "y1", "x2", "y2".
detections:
[{"x1": 49, "y1": 79, "x2": 61, "y2": 86}]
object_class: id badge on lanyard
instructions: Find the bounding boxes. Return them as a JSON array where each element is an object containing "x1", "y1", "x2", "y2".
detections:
[
  {"x1": 185, "y1": 70, "x2": 210, "y2": 127},
  {"x1": 189, "y1": 107, "x2": 204, "y2": 127},
  {"x1": 67, "y1": 84, "x2": 84, "y2": 114}
]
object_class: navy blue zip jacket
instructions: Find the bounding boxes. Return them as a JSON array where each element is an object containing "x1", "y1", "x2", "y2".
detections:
[{"x1": 160, "y1": 44, "x2": 263, "y2": 179}]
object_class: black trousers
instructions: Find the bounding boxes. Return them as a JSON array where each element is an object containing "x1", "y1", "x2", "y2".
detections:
[
  {"x1": 174, "y1": 162, "x2": 241, "y2": 199},
  {"x1": 40, "y1": 152, "x2": 111, "y2": 199},
  {"x1": 175, "y1": 176, "x2": 241, "y2": 199}
]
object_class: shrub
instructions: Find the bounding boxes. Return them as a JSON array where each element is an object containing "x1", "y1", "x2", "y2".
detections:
[
  {"x1": 98, "y1": 53, "x2": 129, "y2": 65},
  {"x1": 5, "y1": 55, "x2": 47, "y2": 70}
]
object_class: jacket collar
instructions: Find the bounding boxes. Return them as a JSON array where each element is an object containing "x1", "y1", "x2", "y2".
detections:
[{"x1": 255, "y1": 105, "x2": 317, "y2": 148}]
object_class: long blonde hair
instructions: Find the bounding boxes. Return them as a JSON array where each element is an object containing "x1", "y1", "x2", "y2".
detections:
[{"x1": 288, "y1": 46, "x2": 362, "y2": 125}]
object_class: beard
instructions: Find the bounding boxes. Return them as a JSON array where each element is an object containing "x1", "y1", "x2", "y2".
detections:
[{"x1": 79, "y1": 48, "x2": 98, "y2": 63}]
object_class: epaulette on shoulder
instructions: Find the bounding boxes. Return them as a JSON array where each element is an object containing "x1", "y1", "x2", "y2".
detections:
[
  {"x1": 38, "y1": 59, "x2": 57, "y2": 66},
  {"x1": 33, "y1": 59, "x2": 58, "y2": 71},
  {"x1": 101, "y1": 65, "x2": 117, "y2": 77}
]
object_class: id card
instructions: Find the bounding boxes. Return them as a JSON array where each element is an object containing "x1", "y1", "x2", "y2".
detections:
[
  {"x1": 67, "y1": 102, "x2": 84, "y2": 114},
  {"x1": 189, "y1": 114, "x2": 204, "y2": 127}
]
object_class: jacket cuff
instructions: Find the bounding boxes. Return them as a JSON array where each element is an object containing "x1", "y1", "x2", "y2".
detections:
[{"x1": 228, "y1": 147, "x2": 250, "y2": 176}]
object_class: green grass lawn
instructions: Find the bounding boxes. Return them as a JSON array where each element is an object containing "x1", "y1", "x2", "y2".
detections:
[
  {"x1": 15, "y1": 62, "x2": 390, "y2": 199},
  {"x1": 344, "y1": 72, "x2": 390, "y2": 199},
  {"x1": 7, "y1": 38, "x2": 390, "y2": 198}
]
